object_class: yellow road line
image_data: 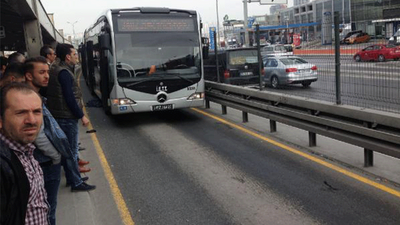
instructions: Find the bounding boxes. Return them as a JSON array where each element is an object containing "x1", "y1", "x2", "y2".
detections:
[
  {"x1": 78, "y1": 70, "x2": 135, "y2": 225},
  {"x1": 192, "y1": 108, "x2": 400, "y2": 198}
]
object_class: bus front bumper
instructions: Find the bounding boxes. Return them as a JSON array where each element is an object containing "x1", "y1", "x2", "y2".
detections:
[{"x1": 111, "y1": 98, "x2": 204, "y2": 115}]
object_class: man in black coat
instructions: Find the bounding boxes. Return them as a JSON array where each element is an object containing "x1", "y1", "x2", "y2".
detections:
[{"x1": 0, "y1": 82, "x2": 49, "y2": 225}]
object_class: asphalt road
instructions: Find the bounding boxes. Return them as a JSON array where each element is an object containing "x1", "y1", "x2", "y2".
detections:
[
  {"x1": 257, "y1": 55, "x2": 400, "y2": 113},
  {"x1": 82, "y1": 83, "x2": 400, "y2": 224}
]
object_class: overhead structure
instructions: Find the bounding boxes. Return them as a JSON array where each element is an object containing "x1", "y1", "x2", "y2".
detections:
[
  {"x1": 259, "y1": 0, "x2": 288, "y2": 5},
  {"x1": 242, "y1": 0, "x2": 286, "y2": 46},
  {"x1": 0, "y1": 0, "x2": 68, "y2": 56}
]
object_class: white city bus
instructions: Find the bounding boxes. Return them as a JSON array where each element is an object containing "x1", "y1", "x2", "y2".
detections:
[{"x1": 80, "y1": 7, "x2": 206, "y2": 115}]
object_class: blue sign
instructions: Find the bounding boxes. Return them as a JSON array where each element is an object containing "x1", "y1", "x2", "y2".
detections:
[
  {"x1": 209, "y1": 27, "x2": 216, "y2": 50},
  {"x1": 248, "y1": 17, "x2": 255, "y2": 28}
]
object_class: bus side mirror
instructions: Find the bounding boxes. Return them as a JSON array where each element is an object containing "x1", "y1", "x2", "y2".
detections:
[{"x1": 99, "y1": 34, "x2": 111, "y2": 50}]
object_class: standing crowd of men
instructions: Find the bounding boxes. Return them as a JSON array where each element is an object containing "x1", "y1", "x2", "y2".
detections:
[{"x1": 1, "y1": 43, "x2": 96, "y2": 225}]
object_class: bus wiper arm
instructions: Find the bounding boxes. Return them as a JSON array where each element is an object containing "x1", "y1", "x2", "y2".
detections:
[
  {"x1": 167, "y1": 74, "x2": 195, "y2": 84},
  {"x1": 125, "y1": 77, "x2": 158, "y2": 87}
]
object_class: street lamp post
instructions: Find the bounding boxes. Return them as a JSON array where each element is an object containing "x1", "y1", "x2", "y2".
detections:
[
  {"x1": 67, "y1": 21, "x2": 78, "y2": 45},
  {"x1": 216, "y1": 0, "x2": 221, "y2": 48},
  {"x1": 286, "y1": 17, "x2": 289, "y2": 44}
]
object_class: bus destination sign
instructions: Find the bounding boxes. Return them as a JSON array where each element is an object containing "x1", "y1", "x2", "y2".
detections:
[{"x1": 118, "y1": 18, "x2": 195, "y2": 32}]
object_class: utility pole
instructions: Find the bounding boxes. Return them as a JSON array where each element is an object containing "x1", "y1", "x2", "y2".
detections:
[{"x1": 67, "y1": 21, "x2": 78, "y2": 45}]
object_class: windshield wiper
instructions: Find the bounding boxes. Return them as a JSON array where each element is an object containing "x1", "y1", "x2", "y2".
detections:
[
  {"x1": 125, "y1": 76, "x2": 159, "y2": 87},
  {"x1": 166, "y1": 74, "x2": 195, "y2": 84}
]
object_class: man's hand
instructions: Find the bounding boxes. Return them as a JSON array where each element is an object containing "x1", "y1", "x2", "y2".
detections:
[{"x1": 81, "y1": 115, "x2": 90, "y2": 127}]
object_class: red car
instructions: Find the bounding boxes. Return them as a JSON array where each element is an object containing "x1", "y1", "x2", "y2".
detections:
[{"x1": 354, "y1": 44, "x2": 400, "y2": 62}]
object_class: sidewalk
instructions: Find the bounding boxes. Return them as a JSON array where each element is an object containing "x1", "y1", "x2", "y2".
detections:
[{"x1": 56, "y1": 125, "x2": 124, "y2": 225}]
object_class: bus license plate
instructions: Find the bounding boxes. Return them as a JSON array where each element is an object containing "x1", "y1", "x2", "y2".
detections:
[{"x1": 152, "y1": 104, "x2": 173, "y2": 111}]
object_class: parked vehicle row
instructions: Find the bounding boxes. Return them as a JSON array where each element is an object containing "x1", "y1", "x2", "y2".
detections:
[{"x1": 204, "y1": 47, "x2": 318, "y2": 89}]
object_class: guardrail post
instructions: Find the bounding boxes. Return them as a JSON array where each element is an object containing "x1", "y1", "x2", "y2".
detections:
[
  {"x1": 222, "y1": 105, "x2": 227, "y2": 115},
  {"x1": 205, "y1": 100, "x2": 210, "y2": 109},
  {"x1": 242, "y1": 112, "x2": 248, "y2": 123},
  {"x1": 363, "y1": 122, "x2": 374, "y2": 167},
  {"x1": 308, "y1": 110, "x2": 317, "y2": 147},
  {"x1": 309, "y1": 132, "x2": 317, "y2": 147},
  {"x1": 270, "y1": 120, "x2": 277, "y2": 133}
]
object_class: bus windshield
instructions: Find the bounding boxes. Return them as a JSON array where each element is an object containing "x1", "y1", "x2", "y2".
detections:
[{"x1": 114, "y1": 16, "x2": 201, "y2": 81}]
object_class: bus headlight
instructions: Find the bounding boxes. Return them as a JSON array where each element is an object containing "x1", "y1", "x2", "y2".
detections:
[
  {"x1": 187, "y1": 92, "x2": 204, "y2": 100},
  {"x1": 112, "y1": 98, "x2": 136, "y2": 105}
]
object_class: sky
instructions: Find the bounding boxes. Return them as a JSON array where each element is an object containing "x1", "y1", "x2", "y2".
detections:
[{"x1": 40, "y1": 0, "x2": 293, "y2": 36}]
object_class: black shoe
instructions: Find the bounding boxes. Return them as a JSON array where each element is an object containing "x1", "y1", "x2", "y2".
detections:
[
  {"x1": 78, "y1": 146, "x2": 86, "y2": 151},
  {"x1": 66, "y1": 176, "x2": 89, "y2": 187},
  {"x1": 71, "y1": 182, "x2": 96, "y2": 192}
]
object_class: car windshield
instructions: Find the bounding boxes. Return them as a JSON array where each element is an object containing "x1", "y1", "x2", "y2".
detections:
[
  {"x1": 228, "y1": 49, "x2": 258, "y2": 65},
  {"x1": 280, "y1": 57, "x2": 308, "y2": 65},
  {"x1": 385, "y1": 45, "x2": 396, "y2": 48},
  {"x1": 274, "y1": 45, "x2": 286, "y2": 51},
  {"x1": 262, "y1": 46, "x2": 274, "y2": 52}
]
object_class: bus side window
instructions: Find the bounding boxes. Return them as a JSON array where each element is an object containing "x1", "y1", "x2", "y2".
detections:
[{"x1": 86, "y1": 41, "x2": 94, "y2": 74}]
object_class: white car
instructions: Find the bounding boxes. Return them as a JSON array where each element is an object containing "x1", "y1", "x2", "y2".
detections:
[
  {"x1": 389, "y1": 28, "x2": 400, "y2": 46},
  {"x1": 261, "y1": 44, "x2": 293, "y2": 57}
]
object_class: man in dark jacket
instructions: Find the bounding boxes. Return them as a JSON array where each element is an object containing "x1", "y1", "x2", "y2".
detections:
[
  {"x1": 46, "y1": 43, "x2": 95, "y2": 191},
  {"x1": 0, "y1": 82, "x2": 49, "y2": 225}
]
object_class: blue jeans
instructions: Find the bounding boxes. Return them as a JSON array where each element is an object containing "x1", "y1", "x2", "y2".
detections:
[
  {"x1": 41, "y1": 163, "x2": 62, "y2": 225},
  {"x1": 56, "y1": 118, "x2": 83, "y2": 187}
]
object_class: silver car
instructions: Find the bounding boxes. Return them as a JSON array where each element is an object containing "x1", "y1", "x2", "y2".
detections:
[{"x1": 263, "y1": 56, "x2": 318, "y2": 88}]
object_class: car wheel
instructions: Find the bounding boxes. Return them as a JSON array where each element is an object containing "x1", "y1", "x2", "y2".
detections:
[
  {"x1": 378, "y1": 55, "x2": 385, "y2": 62},
  {"x1": 271, "y1": 76, "x2": 279, "y2": 89},
  {"x1": 355, "y1": 55, "x2": 361, "y2": 62},
  {"x1": 394, "y1": 58, "x2": 399, "y2": 61},
  {"x1": 302, "y1": 81, "x2": 311, "y2": 87}
]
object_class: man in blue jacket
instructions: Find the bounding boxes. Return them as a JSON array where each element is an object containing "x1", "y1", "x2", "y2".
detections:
[{"x1": 24, "y1": 56, "x2": 95, "y2": 225}]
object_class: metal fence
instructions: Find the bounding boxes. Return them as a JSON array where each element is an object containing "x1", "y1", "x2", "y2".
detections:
[{"x1": 206, "y1": 12, "x2": 400, "y2": 114}]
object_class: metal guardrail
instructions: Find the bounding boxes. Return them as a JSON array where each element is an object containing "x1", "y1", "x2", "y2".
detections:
[{"x1": 205, "y1": 81, "x2": 400, "y2": 165}]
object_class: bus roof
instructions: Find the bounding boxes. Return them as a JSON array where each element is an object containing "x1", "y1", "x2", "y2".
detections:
[{"x1": 111, "y1": 7, "x2": 196, "y2": 15}]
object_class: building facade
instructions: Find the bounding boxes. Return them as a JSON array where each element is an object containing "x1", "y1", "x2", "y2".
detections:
[
  {"x1": 352, "y1": 0, "x2": 400, "y2": 38},
  {"x1": 270, "y1": 4, "x2": 287, "y2": 15}
]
